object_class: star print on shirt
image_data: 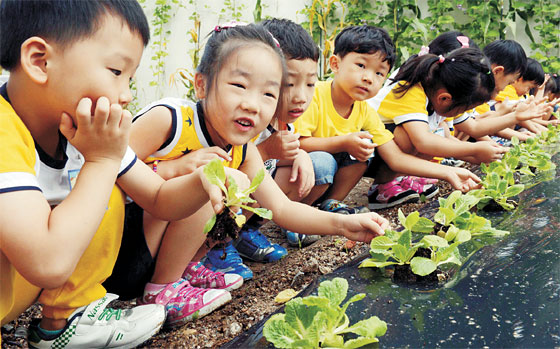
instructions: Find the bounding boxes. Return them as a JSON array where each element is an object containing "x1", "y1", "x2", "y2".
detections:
[
  {"x1": 182, "y1": 147, "x2": 191, "y2": 155},
  {"x1": 185, "y1": 117, "x2": 192, "y2": 126}
]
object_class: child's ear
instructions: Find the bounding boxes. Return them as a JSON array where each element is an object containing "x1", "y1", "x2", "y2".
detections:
[
  {"x1": 435, "y1": 89, "x2": 453, "y2": 108},
  {"x1": 329, "y1": 55, "x2": 340, "y2": 73},
  {"x1": 492, "y1": 65, "x2": 505, "y2": 76},
  {"x1": 19, "y1": 37, "x2": 50, "y2": 84},
  {"x1": 194, "y1": 72, "x2": 207, "y2": 99}
]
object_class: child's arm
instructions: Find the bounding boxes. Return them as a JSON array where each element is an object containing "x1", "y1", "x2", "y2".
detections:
[
  {"x1": 0, "y1": 97, "x2": 130, "y2": 288},
  {"x1": 277, "y1": 149, "x2": 315, "y2": 198},
  {"x1": 130, "y1": 106, "x2": 231, "y2": 179},
  {"x1": 400, "y1": 121, "x2": 506, "y2": 163},
  {"x1": 299, "y1": 132, "x2": 376, "y2": 162},
  {"x1": 242, "y1": 143, "x2": 388, "y2": 242},
  {"x1": 377, "y1": 140, "x2": 481, "y2": 192}
]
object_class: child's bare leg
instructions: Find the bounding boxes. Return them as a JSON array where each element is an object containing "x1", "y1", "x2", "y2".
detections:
[
  {"x1": 328, "y1": 162, "x2": 367, "y2": 201},
  {"x1": 273, "y1": 166, "x2": 303, "y2": 201},
  {"x1": 301, "y1": 184, "x2": 329, "y2": 205},
  {"x1": 150, "y1": 203, "x2": 213, "y2": 284}
]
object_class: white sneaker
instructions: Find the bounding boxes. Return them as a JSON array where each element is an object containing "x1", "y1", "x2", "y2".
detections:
[{"x1": 28, "y1": 293, "x2": 165, "y2": 349}]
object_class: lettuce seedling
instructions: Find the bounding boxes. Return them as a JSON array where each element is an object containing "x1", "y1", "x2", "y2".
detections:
[
  {"x1": 202, "y1": 159, "x2": 272, "y2": 240},
  {"x1": 470, "y1": 169, "x2": 525, "y2": 211},
  {"x1": 263, "y1": 278, "x2": 387, "y2": 348},
  {"x1": 360, "y1": 210, "x2": 462, "y2": 277},
  {"x1": 435, "y1": 190, "x2": 508, "y2": 238}
]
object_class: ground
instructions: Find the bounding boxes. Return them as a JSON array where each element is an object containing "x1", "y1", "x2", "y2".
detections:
[{"x1": 1, "y1": 177, "x2": 454, "y2": 348}]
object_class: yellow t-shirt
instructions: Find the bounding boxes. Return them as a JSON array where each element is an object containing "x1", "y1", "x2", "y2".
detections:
[
  {"x1": 496, "y1": 84, "x2": 520, "y2": 103},
  {"x1": 293, "y1": 80, "x2": 393, "y2": 146},
  {"x1": 0, "y1": 95, "x2": 38, "y2": 324},
  {"x1": 134, "y1": 98, "x2": 247, "y2": 169},
  {"x1": 0, "y1": 85, "x2": 135, "y2": 321}
]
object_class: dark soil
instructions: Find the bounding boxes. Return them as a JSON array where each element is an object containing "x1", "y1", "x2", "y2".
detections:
[
  {"x1": 1, "y1": 175, "x2": 460, "y2": 349},
  {"x1": 207, "y1": 207, "x2": 241, "y2": 242},
  {"x1": 391, "y1": 247, "x2": 439, "y2": 285}
]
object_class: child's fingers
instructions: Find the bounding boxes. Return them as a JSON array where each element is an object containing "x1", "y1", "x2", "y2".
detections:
[
  {"x1": 93, "y1": 96, "x2": 111, "y2": 127},
  {"x1": 120, "y1": 109, "x2": 132, "y2": 132},
  {"x1": 289, "y1": 163, "x2": 299, "y2": 182},
  {"x1": 207, "y1": 147, "x2": 232, "y2": 161},
  {"x1": 75, "y1": 97, "x2": 93, "y2": 128},
  {"x1": 59, "y1": 112, "x2": 77, "y2": 140},
  {"x1": 207, "y1": 185, "x2": 224, "y2": 214},
  {"x1": 106, "y1": 103, "x2": 124, "y2": 129},
  {"x1": 358, "y1": 131, "x2": 373, "y2": 139}
]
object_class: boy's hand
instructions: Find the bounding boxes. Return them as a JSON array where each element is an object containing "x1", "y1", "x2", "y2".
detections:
[
  {"x1": 445, "y1": 168, "x2": 481, "y2": 192},
  {"x1": 474, "y1": 141, "x2": 508, "y2": 164},
  {"x1": 59, "y1": 97, "x2": 131, "y2": 163},
  {"x1": 345, "y1": 132, "x2": 377, "y2": 162},
  {"x1": 258, "y1": 130, "x2": 300, "y2": 161},
  {"x1": 290, "y1": 150, "x2": 315, "y2": 198},
  {"x1": 338, "y1": 212, "x2": 389, "y2": 243}
]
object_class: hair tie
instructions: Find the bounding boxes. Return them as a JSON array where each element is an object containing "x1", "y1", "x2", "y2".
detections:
[
  {"x1": 438, "y1": 55, "x2": 445, "y2": 64},
  {"x1": 268, "y1": 32, "x2": 281, "y2": 48},
  {"x1": 487, "y1": 70, "x2": 492, "y2": 75},
  {"x1": 457, "y1": 36, "x2": 470, "y2": 48},
  {"x1": 214, "y1": 20, "x2": 248, "y2": 32},
  {"x1": 418, "y1": 46, "x2": 430, "y2": 56}
]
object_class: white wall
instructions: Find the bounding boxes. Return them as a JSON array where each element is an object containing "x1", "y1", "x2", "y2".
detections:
[{"x1": 134, "y1": 0, "x2": 307, "y2": 111}]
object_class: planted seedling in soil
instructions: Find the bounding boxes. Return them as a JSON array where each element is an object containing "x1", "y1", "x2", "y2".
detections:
[
  {"x1": 435, "y1": 191, "x2": 508, "y2": 238},
  {"x1": 360, "y1": 210, "x2": 463, "y2": 285},
  {"x1": 263, "y1": 277, "x2": 387, "y2": 348},
  {"x1": 202, "y1": 159, "x2": 272, "y2": 242}
]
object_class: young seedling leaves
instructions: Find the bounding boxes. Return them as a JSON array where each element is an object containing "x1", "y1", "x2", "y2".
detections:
[{"x1": 410, "y1": 257, "x2": 437, "y2": 276}]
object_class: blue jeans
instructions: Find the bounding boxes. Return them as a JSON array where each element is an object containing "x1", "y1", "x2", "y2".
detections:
[{"x1": 309, "y1": 151, "x2": 374, "y2": 186}]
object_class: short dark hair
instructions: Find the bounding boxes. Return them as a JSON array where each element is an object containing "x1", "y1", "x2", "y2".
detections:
[
  {"x1": 333, "y1": 25, "x2": 395, "y2": 68},
  {"x1": 261, "y1": 18, "x2": 319, "y2": 62},
  {"x1": 393, "y1": 48, "x2": 495, "y2": 111},
  {"x1": 483, "y1": 40, "x2": 527, "y2": 76},
  {"x1": 522, "y1": 58, "x2": 545, "y2": 85},
  {"x1": 0, "y1": 0, "x2": 150, "y2": 71}
]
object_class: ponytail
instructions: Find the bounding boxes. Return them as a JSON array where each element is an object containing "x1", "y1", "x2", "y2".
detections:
[{"x1": 392, "y1": 47, "x2": 495, "y2": 110}]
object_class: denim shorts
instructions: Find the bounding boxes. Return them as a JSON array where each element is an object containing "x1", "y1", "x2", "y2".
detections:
[{"x1": 310, "y1": 151, "x2": 374, "y2": 186}]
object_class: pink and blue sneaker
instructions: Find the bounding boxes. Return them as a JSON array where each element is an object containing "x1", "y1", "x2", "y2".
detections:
[
  {"x1": 183, "y1": 261, "x2": 243, "y2": 291},
  {"x1": 399, "y1": 176, "x2": 439, "y2": 199}
]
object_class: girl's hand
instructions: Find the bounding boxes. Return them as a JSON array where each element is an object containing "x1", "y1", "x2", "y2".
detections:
[
  {"x1": 338, "y1": 212, "x2": 389, "y2": 243},
  {"x1": 445, "y1": 168, "x2": 481, "y2": 192},
  {"x1": 474, "y1": 141, "x2": 508, "y2": 164},
  {"x1": 198, "y1": 166, "x2": 250, "y2": 215},
  {"x1": 258, "y1": 130, "x2": 300, "y2": 161},
  {"x1": 60, "y1": 97, "x2": 131, "y2": 163},
  {"x1": 290, "y1": 150, "x2": 315, "y2": 198},
  {"x1": 179, "y1": 147, "x2": 232, "y2": 175},
  {"x1": 345, "y1": 132, "x2": 377, "y2": 162}
]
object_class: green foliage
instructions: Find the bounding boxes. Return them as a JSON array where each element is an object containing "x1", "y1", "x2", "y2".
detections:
[
  {"x1": 361, "y1": 209, "x2": 464, "y2": 277},
  {"x1": 202, "y1": 159, "x2": 271, "y2": 234},
  {"x1": 146, "y1": 0, "x2": 181, "y2": 98},
  {"x1": 263, "y1": 278, "x2": 387, "y2": 348},
  {"x1": 219, "y1": 0, "x2": 247, "y2": 22}
]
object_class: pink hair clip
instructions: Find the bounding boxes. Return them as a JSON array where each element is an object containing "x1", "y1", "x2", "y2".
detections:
[
  {"x1": 457, "y1": 36, "x2": 470, "y2": 48},
  {"x1": 214, "y1": 20, "x2": 248, "y2": 32},
  {"x1": 418, "y1": 45, "x2": 430, "y2": 56},
  {"x1": 438, "y1": 55, "x2": 445, "y2": 64}
]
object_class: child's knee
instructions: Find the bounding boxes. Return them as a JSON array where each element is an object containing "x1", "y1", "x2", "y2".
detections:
[{"x1": 309, "y1": 151, "x2": 337, "y2": 185}]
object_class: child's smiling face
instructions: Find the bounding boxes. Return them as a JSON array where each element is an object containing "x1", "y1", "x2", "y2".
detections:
[
  {"x1": 46, "y1": 14, "x2": 144, "y2": 123},
  {"x1": 280, "y1": 58, "x2": 317, "y2": 125},
  {"x1": 201, "y1": 44, "x2": 283, "y2": 147}
]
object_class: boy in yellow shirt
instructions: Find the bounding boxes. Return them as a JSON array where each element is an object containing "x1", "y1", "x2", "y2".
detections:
[
  {"x1": 0, "y1": 0, "x2": 239, "y2": 346},
  {"x1": 295, "y1": 25, "x2": 481, "y2": 210}
]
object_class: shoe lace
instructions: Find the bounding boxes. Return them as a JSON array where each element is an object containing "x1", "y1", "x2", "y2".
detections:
[
  {"x1": 223, "y1": 243, "x2": 244, "y2": 263},
  {"x1": 192, "y1": 263, "x2": 224, "y2": 281},
  {"x1": 97, "y1": 308, "x2": 122, "y2": 321},
  {"x1": 177, "y1": 283, "x2": 207, "y2": 301},
  {"x1": 326, "y1": 200, "x2": 347, "y2": 210}
]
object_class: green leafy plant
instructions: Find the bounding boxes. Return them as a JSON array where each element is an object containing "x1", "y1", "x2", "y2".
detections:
[
  {"x1": 360, "y1": 210, "x2": 462, "y2": 277},
  {"x1": 435, "y1": 190, "x2": 508, "y2": 238},
  {"x1": 469, "y1": 171, "x2": 525, "y2": 211},
  {"x1": 263, "y1": 278, "x2": 387, "y2": 348},
  {"x1": 202, "y1": 159, "x2": 271, "y2": 240}
]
